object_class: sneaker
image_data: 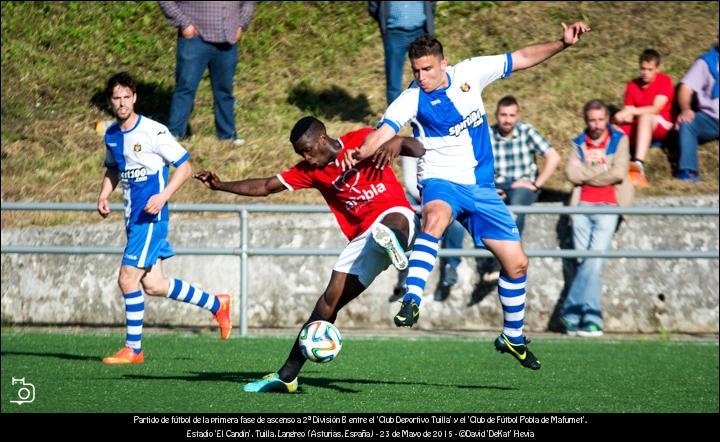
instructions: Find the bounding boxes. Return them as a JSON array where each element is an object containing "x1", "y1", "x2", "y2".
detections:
[
  {"x1": 243, "y1": 373, "x2": 298, "y2": 393},
  {"x1": 577, "y1": 322, "x2": 604, "y2": 337},
  {"x1": 213, "y1": 294, "x2": 232, "y2": 340},
  {"x1": 232, "y1": 137, "x2": 245, "y2": 146},
  {"x1": 628, "y1": 161, "x2": 649, "y2": 188},
  {"x1": 494, "y1": 334, "x2": 541, "y2": 370},
  {"x1": 389, "y1": 284, "x2": 405, "y2": 303},
  {"x1": 102, "y1": 347, "x2": 144, "y2": 365},
  {"x1": 371, "y1": 224, "x2": 408, "y2": 270},
  {"x1": 434, "y1": 283, "x2": 450, "y2": 301},
  {"x1": 675, "y1": 169, "x2": 701, "y2": 183},
  {"x1": 394, "y1": 299, "x2": 420, "y2": 327},
  {"x1": 560, "y1": 318, "x2": 579, "y2": 336},
  {"x1": 434, "y1": 264, "x2": 457, "y2": 301}
]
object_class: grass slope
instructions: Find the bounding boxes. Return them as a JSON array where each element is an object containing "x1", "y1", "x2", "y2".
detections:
[{"x1": 1, "y1": 1, "x2": 719, "y2": 228}]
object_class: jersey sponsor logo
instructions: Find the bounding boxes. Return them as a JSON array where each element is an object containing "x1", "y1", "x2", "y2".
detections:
[
  {"x1": 460, "y1": 82, "x2": 471, "y2": 92},
  {"x1": 332, "y1": 168, "x2": 388, "y2": 212},
  {"x1": 120, "y1": 167, "x2": 148, "y2": 183},
  {"x1": 332, "y1": 168, "x2": 361, "y2": 193},
  {"x1": 449, "y1": 109, "x2": 484, "y2": 137},
  {"x1": 345, "y1": 183, "x2": 387, "y2": 212},
  {"x1": 134, "y1": 143, "x2": 142, "y2": 152}
]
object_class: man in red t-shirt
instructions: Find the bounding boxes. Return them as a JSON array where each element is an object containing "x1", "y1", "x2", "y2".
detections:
[
  {"x1": 195, "y1": 116, "x2": 424, "y2": 393},
  {"x1": 614, "y1": 49, "x2": 675, "y2": 188}
]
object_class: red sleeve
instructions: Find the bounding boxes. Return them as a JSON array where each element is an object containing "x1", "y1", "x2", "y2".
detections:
[
  {"x1": 624, "y1": 81, "x2": 637, "y2": 106},
  {"x1": 277, "y1": 162, "x2": 315, "y2": 191},
  {"x1": 657, "y1": 74, "x2": 675, "y2": 99}
]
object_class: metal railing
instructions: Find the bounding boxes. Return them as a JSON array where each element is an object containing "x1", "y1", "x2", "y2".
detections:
[{"x1": 2, "y1": 201, "x2": 719, "y2": 336}]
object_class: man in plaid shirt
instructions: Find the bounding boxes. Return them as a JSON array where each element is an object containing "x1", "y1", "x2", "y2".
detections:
[
  {"x1": 475, "y1": 96, "x2": 560, "y2": 282},
  {"x1": 491, "y1": 95, "x2": 561, "y2": 236}
]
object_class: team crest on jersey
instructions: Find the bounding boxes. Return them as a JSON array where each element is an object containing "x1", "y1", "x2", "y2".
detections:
[
  {"x1": 134, "y1": 143, "x2": 142, "y2": 152},
  {"x1": 460, "y1": 83, "x2": 471, "y2": 92}
]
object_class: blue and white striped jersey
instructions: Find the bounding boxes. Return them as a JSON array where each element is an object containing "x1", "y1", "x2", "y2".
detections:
[
  {"x1": 104, "y1": 115, "x2": 189, "y2": 226},
  {"x1": 379, "y1": 53, "x2": 512, "y2": 186}
]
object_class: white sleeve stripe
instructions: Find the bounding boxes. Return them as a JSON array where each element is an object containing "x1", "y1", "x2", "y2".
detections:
[{"x1": 276, "y1": 174, "x2": 294, "y2": 191}]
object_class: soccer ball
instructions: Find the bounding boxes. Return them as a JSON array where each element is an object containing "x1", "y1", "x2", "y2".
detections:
[{"x1": 299, "y1": 320, "x2": 343, "y2": 363}]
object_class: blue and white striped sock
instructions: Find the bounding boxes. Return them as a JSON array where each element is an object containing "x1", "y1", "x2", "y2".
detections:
[
  {"x1": 124, "y1": 290, "x2": 144, "y2": 354},
  {"x1": 167, "y1": 278, "x2": 220, "y2": 314},
  {"x1": 403, "y1": 232, "x2": 440, "y2": 306},
  {"x1": 498, "y1": 273, "x2": 527, "y2": 345}
]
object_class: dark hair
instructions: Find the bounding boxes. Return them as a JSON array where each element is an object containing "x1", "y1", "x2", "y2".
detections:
[
  {"x1": 583, "y1": 99, "x2": 608, "y2": 119},
  {"x1": 105, "y1": 72, "x2": 137, "y2": 100},
  {"x1": 639, "y1": 48, "x2": 661, "y2": 65},
  {"x1": 497, "y1": 95, "x2": 519, "y2": 109},
  {"x1": 408, "y1": 34, "x2": 444, "y2": 60},
  {"x1": 290, "y1": 116, "x2": 326, "y2": 147}
]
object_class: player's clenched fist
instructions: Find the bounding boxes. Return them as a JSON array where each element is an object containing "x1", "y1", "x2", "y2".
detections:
[{"x1": 194, "y1": 170, "x2": 223, "y2": 190}]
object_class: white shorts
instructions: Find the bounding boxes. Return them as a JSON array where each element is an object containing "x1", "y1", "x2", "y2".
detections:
[{"x1": 333, "y1": 206, "x2": 419, "y2": 287}]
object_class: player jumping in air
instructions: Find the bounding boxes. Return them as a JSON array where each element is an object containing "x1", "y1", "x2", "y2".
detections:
[
  {"x1": 97, "y1": 72, "x2": 232, "y2": 365},
  {"x1": 343, "y1": 22, "x2": 592, "y2": 370},
  {"x1": 195, "y1": 116, "x2": 424, "y2": 392}
]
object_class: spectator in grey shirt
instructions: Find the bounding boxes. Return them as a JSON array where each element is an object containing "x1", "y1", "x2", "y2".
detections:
[{"x1": 674, "y1": 45, "x2": 719, "y2": 183}]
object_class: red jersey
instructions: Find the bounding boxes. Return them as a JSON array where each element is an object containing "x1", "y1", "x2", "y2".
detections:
[
  {"x1": 624, "y1": 73, "x2": 675, "y2": 122},
  {"x1": 277, "y1": 128, "x2": 412, "y2": 241},
  {"x1": 580, "y1": 132, "x2": 617, "y2": 205}
]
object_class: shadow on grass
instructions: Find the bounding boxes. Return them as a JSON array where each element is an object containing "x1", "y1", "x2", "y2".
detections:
[
  {"x1": 120, "y1": 371, "x2": 516, "y2": 393},
  {"x1": 287, "y1": 82, "x2": 373, "y2": 123},
  {"x1": 1, "y1": 350, "x2": 99, "y2": 362}
]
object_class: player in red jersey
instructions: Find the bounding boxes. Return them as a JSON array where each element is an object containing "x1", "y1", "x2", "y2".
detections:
[{"x1": 195, "y1": 116, "x2": 424, "y2": 393}]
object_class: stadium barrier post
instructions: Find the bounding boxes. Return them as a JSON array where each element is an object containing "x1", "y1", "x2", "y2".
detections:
[{"x1": 240, "y1": 208, "x2": 249, "y2": 337}]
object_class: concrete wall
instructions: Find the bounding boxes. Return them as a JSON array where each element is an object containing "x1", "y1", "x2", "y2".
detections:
[{"x1": 2, "y1": 195, "x2": 718, "y2": 333}]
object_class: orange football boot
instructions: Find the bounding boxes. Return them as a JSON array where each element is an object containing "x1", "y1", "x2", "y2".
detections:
[
  {"x1": 213, "y1": 294, "x2": 232, "y2": 340},
  {"x1": 628, "y1": 161, "x2": 649, "y2": 188},
  {"x1": 102, "y1": 347, "x2": 144, "y2": 365}
]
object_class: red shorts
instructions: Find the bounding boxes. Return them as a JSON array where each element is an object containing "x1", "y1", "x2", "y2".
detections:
[{"x1": 617, "y1": 115, "x2": 673, "y2": 144}]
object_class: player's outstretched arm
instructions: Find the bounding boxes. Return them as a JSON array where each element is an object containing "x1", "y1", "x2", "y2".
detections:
[
  {"x1": 399, "y1": 137, "x2": 426, "y2": 158},
  {"x1": 511, "y1": 21, "x2": 591, "y2": 72},
  {"x1": 194, "y1": 170, "x2": 286, "y2": 197},
  {"x1": 371, "y1": 136, "x2": 426, "y2": 169}
]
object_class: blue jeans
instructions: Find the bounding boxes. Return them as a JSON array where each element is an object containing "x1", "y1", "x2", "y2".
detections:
[
  {"x1": 168, "y1": 36, "x2": 238, "y2": 140},
  {"x1": 383, "y1": 27, "x2": 426, "y2": 104},
  {"x1": 678, "y1": 111, "x2": 720, "y2": 173},
  {"x1": 560, "y1": 205, "x2": 619, "y2": 328},
  {"x1": 495, "y1": 183, "x2": 540, "y2": 236},
  {"x1": 440, "y1": 219, "x2": 465, "y2": 269}
]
